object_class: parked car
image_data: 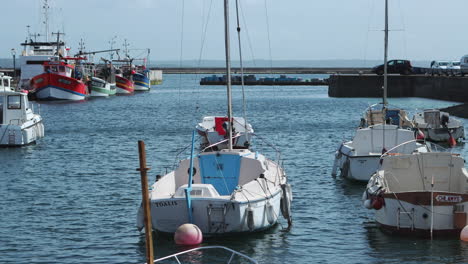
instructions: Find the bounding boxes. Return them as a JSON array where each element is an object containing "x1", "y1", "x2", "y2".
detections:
[
  {"x1": 447, "y1": 61, "x2": 461, "y2": 76},
  {"x1": 460, "y1": 55, "x2": 468, "y2": 76},
  {"x1": 430, "y1": 61, "x2": 450, "y2": 76},
  {"x1": 372, "y1": 60, "x2": 413, "y2": 75}
]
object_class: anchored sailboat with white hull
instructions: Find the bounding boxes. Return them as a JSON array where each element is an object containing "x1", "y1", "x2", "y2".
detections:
[
  {"x1": 332, "y1": 0, "x2": 428, "y2": 182},
  {"x1": 137, "y1": 0, "x2": 292, "y2": 235}
]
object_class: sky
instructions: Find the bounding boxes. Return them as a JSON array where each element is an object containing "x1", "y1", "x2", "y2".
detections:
[{"x1": 1, "y1": 0, "x2": 468, "y2": 63}]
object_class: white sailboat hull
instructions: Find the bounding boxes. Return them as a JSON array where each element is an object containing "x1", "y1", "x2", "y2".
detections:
[{"x1": 147, "y1": 191, "x2": 282, "y2": 235}]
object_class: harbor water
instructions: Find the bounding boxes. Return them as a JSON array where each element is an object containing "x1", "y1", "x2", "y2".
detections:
[{"x1": 1, "y1": 74, "x2": 468, "y2": 263}]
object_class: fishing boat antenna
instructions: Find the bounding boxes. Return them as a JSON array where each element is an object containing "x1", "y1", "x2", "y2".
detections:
[
  {"x1": 52, "y1": 31, "x2": 65, "y2": 57},
  {"x1": 235, "y1": 0, "x2": 249, "y2": 144},
  {"x1": 224, "y1": 0, "x2": 233, "y2": 151},
  {"x1": 42, "y1": 0, "x2": 50, "y2": 42}
]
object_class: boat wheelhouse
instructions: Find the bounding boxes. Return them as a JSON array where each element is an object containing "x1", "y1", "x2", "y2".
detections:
[
  {"x1": 19, "y1": 40, "x2": 66, "y2": 90},
  {"x1": 0, "y1": 74, "x2": 44, "y2": 146}
]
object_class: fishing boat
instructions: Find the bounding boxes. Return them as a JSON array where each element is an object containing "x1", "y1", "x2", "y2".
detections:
[
  {"x1": 89, "y1": 76, "x2": 116, "y2": 97},
  {"x1": 30, "y1": 60, "x2": 88, "y2": 100},
  {"x1": 137, "y1": 0, "x2": 292, "y2": 235},
  {"x1": 115, "y1": 74, "x2": 134, "y2": 94},
  {"x1": 17, "y1": 0, "x2": 66, "y2": 91},
  {"x1": 331, "y1": 0, "x2": 428, "y2": 182},
  {"x1": 132, "y1": 71, "x2": 150, "y2": 91},
  {"x1": 364, "y1": 151, "x2": 468, "y2": 236},
  {"x1": 412, "y1": 109, "x2": 465, "y2": 143},
  {"x1": 0, "y1": 73, "x2": 44, "y2": 146}
]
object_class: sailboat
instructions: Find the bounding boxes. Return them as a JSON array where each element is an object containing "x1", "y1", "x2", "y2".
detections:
[
  {"x1": 363, "y1": 0, "x2": 468, "y2": 238},
  {"x1": 331, "y1": 0, "x2": 428, "y2": 182},
  {"x1": 137, "y1": 0, "x2": 292, "y2": 235}
]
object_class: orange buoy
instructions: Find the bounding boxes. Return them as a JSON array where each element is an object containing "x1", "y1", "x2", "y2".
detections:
[{"x1": 174, "y1": 224, "x2": 203, "y2": 245}]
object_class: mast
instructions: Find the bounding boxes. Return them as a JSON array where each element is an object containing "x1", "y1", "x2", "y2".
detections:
[
  {"x1": 383, "y1": 0, "x2": 388, "y2": 106},
  {"x1": 224, "y1": 0, "x2": 233, "y2": 151}
]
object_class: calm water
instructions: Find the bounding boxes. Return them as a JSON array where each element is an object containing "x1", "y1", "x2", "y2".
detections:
[{"x1": 1, "y1": 74, "x2": 468, "y2": 264}]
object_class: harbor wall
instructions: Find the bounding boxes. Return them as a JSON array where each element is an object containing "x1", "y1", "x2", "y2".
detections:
[{"x1": 328, "y1": 75, "x2": 468, "y2": 102}]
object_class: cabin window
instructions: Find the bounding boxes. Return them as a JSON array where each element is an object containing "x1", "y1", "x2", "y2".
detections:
[
  {"x1": 51, "y1": 66, "x2": 58, "y2": 72},
  {"x1": 58, "y1": 79, "x2": 72, "y2": 85},
  {"x1": 7, "y1": 95, "x2": 21, "y2": 109},
  {"x1": 34, "y1": 78, "x2": 44, "y2": 84},
  {"x1": 44, "y1": 66, "x2": 50, "y2": 72},
  {"x1": 59, "y1": 66, "x2": 65, "y2": 72}
]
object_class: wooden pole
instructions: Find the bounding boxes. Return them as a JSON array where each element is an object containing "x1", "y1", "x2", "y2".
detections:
[{"x1": 137, "y1": 140, "x2": 154, "y2": 264}]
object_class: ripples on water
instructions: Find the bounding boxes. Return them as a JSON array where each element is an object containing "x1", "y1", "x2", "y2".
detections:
[{"x1": 1, "y1": 74, "x2": 468, "y2": 263}]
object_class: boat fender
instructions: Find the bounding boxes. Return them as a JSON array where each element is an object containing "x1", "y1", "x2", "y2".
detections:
[
  {"x1": 246, "y1": 207, "x2": 255, "y2": 231},
  {"x1": 364, "y1": 199, "x2": 373, "y2": 209},
  {"x1": 265, "y1": 201, "x2": 276, "y2": 224},
  {"x1": 371, "y1": 196, "x2": 384, "y2": 210},
  {"x1": 280, "y1": 184, "x2": 292, "y2": 226}
]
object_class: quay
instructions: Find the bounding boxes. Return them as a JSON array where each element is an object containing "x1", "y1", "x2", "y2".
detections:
[
  {"x1": 328, "y1": 74, "x2": 468, "y2": 103},
  {"x1": 149, "y1": 67, "x2": 371, "y2": 74}
]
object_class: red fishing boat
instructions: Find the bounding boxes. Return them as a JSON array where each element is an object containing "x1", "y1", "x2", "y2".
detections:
[
  {"x1": 115, "y1": 74, "x2": 134, "y2": 94},
  {"x1": 30, "y1": 60, "x2": 88, "y2": 100}
]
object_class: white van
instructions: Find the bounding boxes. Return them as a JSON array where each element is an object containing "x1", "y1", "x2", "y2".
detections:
[{"x1": 460, "y1": 55, "x2": 468, "y2": 76}]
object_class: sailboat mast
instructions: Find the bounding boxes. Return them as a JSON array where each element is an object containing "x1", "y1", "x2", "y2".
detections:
[
  {"x1": 383, "y1": 0, "x2": 388, "y2": 106},
  {"x1": 224, "y1": 0, "x2": 234, "y2": 151}
]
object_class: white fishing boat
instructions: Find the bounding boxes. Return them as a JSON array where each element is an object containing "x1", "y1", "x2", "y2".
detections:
[
  {"x1": 137, "y1": 0, "x2": 292, "y2": 235},
  {"x1": 332, "y1": 124, "x2": 428, "y2": 181},
  {"x1": 0, "y1": 73, "x2": 44, "y2": 146},
  {"x1": 196, "y1": 116, "x2": 253, "y2": 150},
  {"x1": 364, "y1": 151, "x2": 468, "y2": 236},
  {"x1": 412, "y1": 109, "x2": 465, "y2": 143},
  {"x1": 332, "y1": 0, "x2": 427, "y2": 182},
  {"x1": 89, "y1": 77, "x2": 116, "y2": 97},
  {"x1": 18, "y1": 0, "x2": 67, "y2": 91}
]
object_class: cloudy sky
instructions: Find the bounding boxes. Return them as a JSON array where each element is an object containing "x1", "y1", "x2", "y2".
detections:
[{"x1": 1, "y1": 0, "x2": 467, "y2": 63}]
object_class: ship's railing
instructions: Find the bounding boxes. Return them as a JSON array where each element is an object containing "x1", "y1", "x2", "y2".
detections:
[{"x1": 150, "y1": 246, "x2": 258, "y2": 264}]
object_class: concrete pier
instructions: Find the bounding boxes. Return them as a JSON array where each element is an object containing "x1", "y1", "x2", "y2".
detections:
[{"x1": 328, "y1": 74, "x2": 468, "y2": 103}]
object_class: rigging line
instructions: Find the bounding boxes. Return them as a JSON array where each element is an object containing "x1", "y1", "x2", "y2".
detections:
[
  {"x1": 238, "y1": 1, "x2": 257, "y2": 67},
  {"x1": 177, "y1": 0, "x2": 186, "y2": 111},
  {"x1": 193, "y1": 0, "x2": 214, "y2": 119},
  {"x1": 397, "y1": 0, "x2": 408, "y2": 60},
  {"x1": 263, "y1": 0, "x2": 273, "y2": 71},
  {"x1": 363, "y1": 0, "x2": 375, "y2": 67},
  {"x1": 235, "y1": 0, "x2": 249, "y2": 142}
]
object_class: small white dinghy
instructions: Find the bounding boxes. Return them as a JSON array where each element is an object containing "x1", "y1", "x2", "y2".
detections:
[
  {"x1": 364, "y1": 150, "x2": 468, "y2": 236},
  {"x1": 0, "y1": 73, "x2": 44, "y2": 146},
  {"x1": 412, "y1": 109, "x2": 465, "y2": 143},
  {"x1": 332, "y1": 124, "x2": 428, "y2": 182}
]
